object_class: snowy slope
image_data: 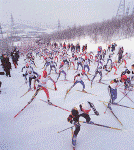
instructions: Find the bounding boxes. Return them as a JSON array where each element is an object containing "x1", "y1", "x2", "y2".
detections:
[{"x1": 0, "y1": 38, "x2": 134, "y2": 150}]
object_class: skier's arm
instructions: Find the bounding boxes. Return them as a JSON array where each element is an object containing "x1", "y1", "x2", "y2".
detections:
[
  {"x1": 88, "y1": 102, "x2": 99, "y2": 116},
  {"x1": 67, "y1": 115, "x2": 73, "y2": 123}
]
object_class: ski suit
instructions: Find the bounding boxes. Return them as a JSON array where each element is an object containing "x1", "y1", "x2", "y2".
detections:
[
  {"x1": 83, "y1": 59, "x2": 90, "y2": 73},
  {"x1": 27, "y1": 68, "x2": 39, "y2": 90},
  {"x1": 108, "y1": 79, "x2": 119, "y2": 103},
  {"x1": 76, "y1": 57, "x2": 83, "y2": 70},
  {"x1": 56, "y1": 64, "x2": 67, "y2": 82},
  {"x1": 48, "y1": 61, "x2": 57, "y2": 75},
  {"x1": 67, "y1": 101, "x2": 99, "y2": 136},
  {"x1": 37, "y1": 75, "x2": 57, "y2": 100},
  {"x1": 91, "y1": 62, "x2": 103, "y2": 83}
]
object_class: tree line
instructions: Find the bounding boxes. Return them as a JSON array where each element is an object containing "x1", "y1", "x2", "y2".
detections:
[{"x1": 38, "y1": 14, "x2": 134, "y2": 44}]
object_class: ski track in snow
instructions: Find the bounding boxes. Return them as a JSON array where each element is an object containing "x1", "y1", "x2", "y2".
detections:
[{"x1": 0, "y1": 38, "x2": 134, "y2": 150}]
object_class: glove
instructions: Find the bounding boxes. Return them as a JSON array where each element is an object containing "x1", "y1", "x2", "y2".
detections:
[
  {"x1": 67, "y1": 116, "x2": 73, "y2": 123},
  {"x1": 55, "y1": 87, "x2": 57, "y2": 91},
  {"x1": 88, "y1": 78, "x2": 90, "y2": 81},
  {"x1": 108, "y1": 85, "x2": 111, "y2": 89},
  {"x1": 95, "y1": 111, "x2": 99, "y2": 116}
]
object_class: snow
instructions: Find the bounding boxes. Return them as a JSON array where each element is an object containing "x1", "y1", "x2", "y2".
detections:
[{"x1": 0, "y1": 37, "x2": 134, "y2": 150}]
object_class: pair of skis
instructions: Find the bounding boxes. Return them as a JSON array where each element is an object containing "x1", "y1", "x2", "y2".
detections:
[
  {"x1": 79, "y1": 121, "x2": 122, "y2": 131},
  {"x1": 64, "y1": 89, "x2": 97, "y2": 100},
  {"x1": 91, "y1": 81, "x2": 109, "y2": 88},
  {"x1": 76, "y1": 90, "x2": 97, "y2": 96},
  {"x1": 120, "y1": 90, "x2": 134, "y2": 103},
  {"x1": 98, "y1": 100, "x2": 134, "y2": 109},
  {"x1": 40, "y1": 99, "x2": 71, "y2": 112},
  {"x1": 103, "y1": 102, "x2": 123, "y2": 126},
  {"x1": 97, "y1": 81, "x2": 109, "y2": 85},
  {"x1": 14, "y1": 96, "x2": 70, "y2": 118},
  {"x1": 14, "y1": 88, "x2": 41, "y2": 118}
]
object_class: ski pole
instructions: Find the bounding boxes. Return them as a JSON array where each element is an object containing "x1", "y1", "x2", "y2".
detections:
[
  {"x1": 57, "y1": 125, "x2": 74, "y2": 133},
  {"x1": 40, "y1": 99, "x2": 71, "y2": 112},
  {"x1": 104, "y1": 86, "x2": 112, "y2": 114},
  {"x1": 20, "y1": 89, "x2": 30, "y2": 98},
  {"x1": 117, "y1": 90, "x2": 130, "y2": 103},
  {"x1": 104, "y1": 102, "x2": 110, "y2": 114},
  {"x1": 103, "y1": 102, "x2": 123, "y2": 126},
  {"x1": 79, "y1": 121, "x2": 122, "y2": 131},
  {"x1": 14, "y1": 88, "x2": 41, "y2": 118}
]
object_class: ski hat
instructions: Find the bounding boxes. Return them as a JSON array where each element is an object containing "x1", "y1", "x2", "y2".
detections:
[
  {"x1": 71, "y1": 108, "x2": 78, "y2": 116},
  {"x1": 26, "y1": 63, "x2": 29, "y2": 67},
  {"x1": 61, "y1": 61, "x2": 64, "y2": 65},
  {"x1": 121, "y1": 75, "x2": 127, "y2": 82},
  {"x1": 82, "y1": 69, "x2": 85, "y2": 73},
  {"x1": 43, "y1": 70, "x2": 47, "y2": 78}
]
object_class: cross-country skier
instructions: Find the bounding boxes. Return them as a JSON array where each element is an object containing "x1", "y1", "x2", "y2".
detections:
[
  {"x1": 27, "y1": 67, "x2": 39, "y2": 90},
  {"x1": 62, "y1": 52, "x2": 69, "y2": 67},
  {"x1": 56, "y1": 62, "x2": 67, "y2": 82},
  {"x1": 69, "y1": 56, "x2": 75, "y2": 70},
  {"x1": 67, "y1": 101, "x2": 99, "y2": 147},
  {"x1": 44, "y1": 56, "x2": 51, "y2": 70},
  {"x1": 66, "y1": 69, "x2": 90, "y2": 94},
  {"x1": 48, "y1": 60, "x2": 57, "y2": 75},
  {"x1": 91, "y1": 60, "x2": 103, "y2": 86},
  {"x1": 29, "y1": 70, "x2": 57, "y2": 105},
  {"x1": 76, "y1": 56, "x2": 83, "y2": 70},
  {"x1": 108, "y1": 78, "x2": 120, "y2": 106},
  {"x1": 121, "y1": 69, "x2": 131, "y2": 92},
  {"x1": 105, "y1": 54, "x2": 112, "y2": 69},
  {"x1": 129, "y1": 64, "x2": 134, "y2": 86},
  {"x1": 117, "y1": 47, "x2": 124, "y2": 63},
  {"x1": 21, "y1": 63, "x2": 34, "y2": 83},
  {"x1": 83, "y1": 57, "x2": 90, "y2": 75}
]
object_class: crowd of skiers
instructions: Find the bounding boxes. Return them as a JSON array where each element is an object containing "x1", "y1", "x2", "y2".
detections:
[{"x1": 0, "y1": 41, "x2": 134, "y2": 148}]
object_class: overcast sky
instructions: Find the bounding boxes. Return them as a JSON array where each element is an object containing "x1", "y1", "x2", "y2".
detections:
[{"x1": 0, "y1": 0, "x2": 134, "y2": 29}]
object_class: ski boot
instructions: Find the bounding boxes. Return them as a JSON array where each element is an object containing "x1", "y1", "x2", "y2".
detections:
[
  {"x1": 47, "y1": 99, "x2": 52, "y2": 105},
  {"x1": 82, "y1": 89, "x2": 86, "y2": 92},
  {"x1": 72, "y1": 134, "x2": 77, "y2": 147}
]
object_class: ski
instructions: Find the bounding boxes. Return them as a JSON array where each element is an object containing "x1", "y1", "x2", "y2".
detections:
[
  {"x1": 97, "y1": 81, "x2": 109, "y2": 85},
  {"x1": 60, "y1": 79, "x2": 70, "y2": 82},
  {"x1": 71, "y1": 127, "x2": 75, "y2": 150},
  {"x1": 79, "y1": 121, "x2": 122, "y2": 131},
  {"x1": 103, "y1": 102, "x2": 123, "y2": 126},
  {"x1": 76, "y1": 90, "x2": 97, "y2": 96},
  {"x1": 14, "y1": 88, "x2": 41, "y2": 118},
  {"x1": 40, "y1": 99, "x2": 71, "y2": 112},
  {"x1": 98, "y1": 100, "x2": 134, "y2": 109},
  {"x1": 120, "y1": 91, "x2": 134, "y2": 103}
]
